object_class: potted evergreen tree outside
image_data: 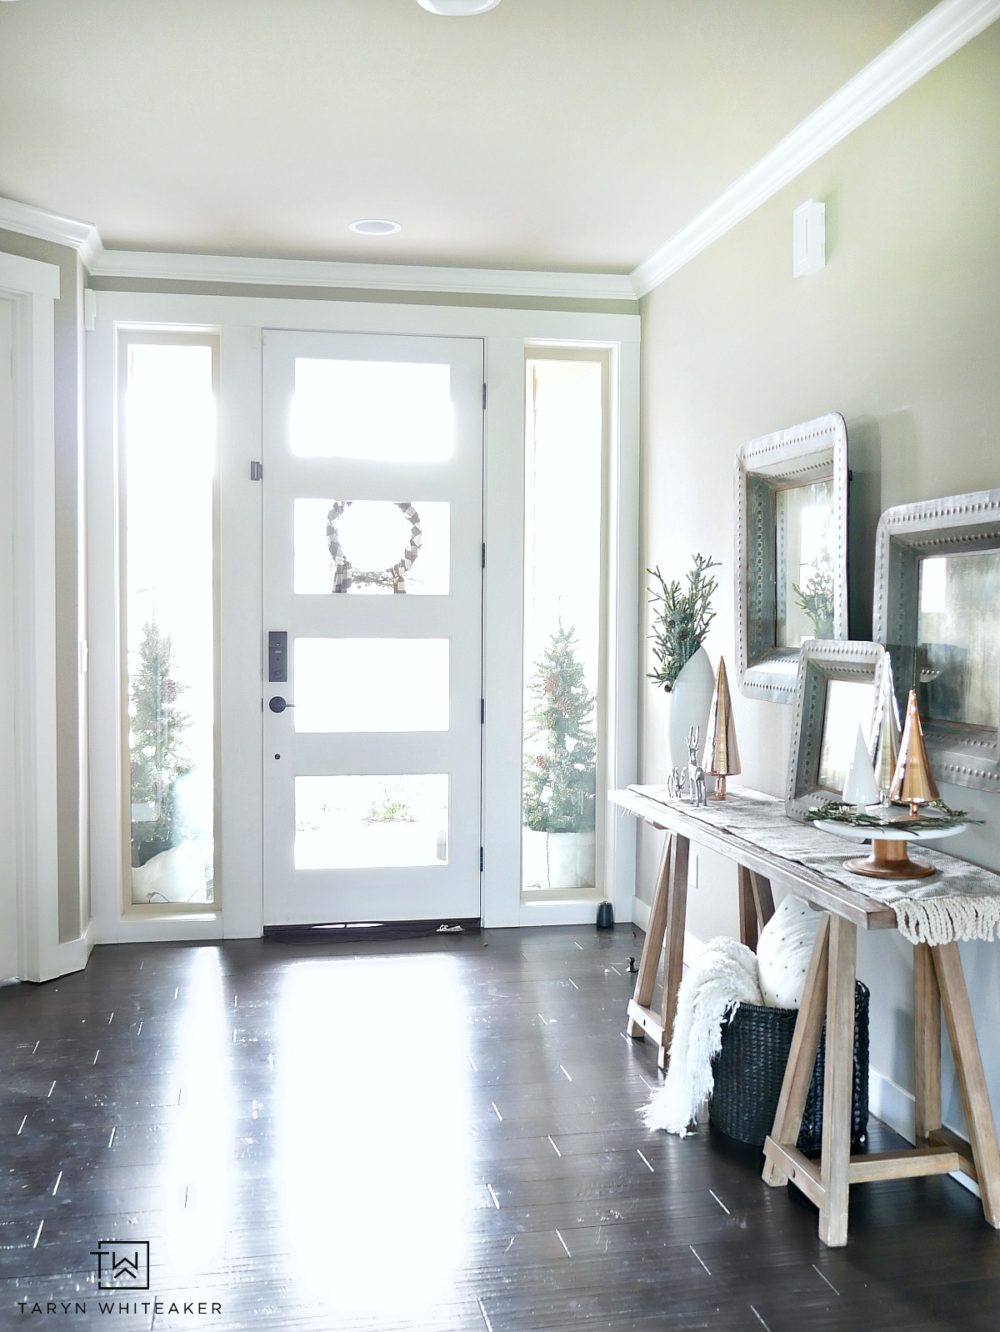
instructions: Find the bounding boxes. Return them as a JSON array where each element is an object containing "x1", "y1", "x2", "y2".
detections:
[
  {"x1": 522, "y1": 623, "x2": 597, "y2": 890},
  {"x1": 129, "y1": 618, "x2": 192, "y2": 868}
]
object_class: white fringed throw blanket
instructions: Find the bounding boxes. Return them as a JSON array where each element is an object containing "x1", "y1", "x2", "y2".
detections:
[{"x1": 642, "y1": 937, "x2": 762, "y2": 1137}]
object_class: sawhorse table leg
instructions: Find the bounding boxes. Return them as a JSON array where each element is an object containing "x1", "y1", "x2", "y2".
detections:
[
  {"x1": 626, "y1": 833, "x2": 688, "y2": 1070},
  {"x1": 627, "y1": 836, "x2": 774, "y2": 1071},
  {"x1": 737, "y1": 864, "x2": 775, "y2": 952},
  {"x1": 931, "y1": 942, "x2": 1000, "y2": 1226},
  {"x1": 763, "y1": 922, "x2": 1000, "y2": 1246}
]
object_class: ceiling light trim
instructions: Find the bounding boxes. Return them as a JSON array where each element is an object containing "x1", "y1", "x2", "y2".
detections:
[
  {"x1": 0, "y1": 196, "x2": 103, "y2": 269},
  {"x1": 348, "y1": 218, "x2": 403, "y2": 236},
  {"x1": 631, "y1": 0, "x2": 1000, "y2": 297},
  {"x1": 88, "y1": 249, "x2": 636, "y2": 301},
  {"x1": 416, "y1": 0, "x2": 502, "y2": 14}
]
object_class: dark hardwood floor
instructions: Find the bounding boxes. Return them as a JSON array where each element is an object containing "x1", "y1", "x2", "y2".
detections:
[{"x1": 2, "y1": 926, "x2": 998, "y2": 1330}]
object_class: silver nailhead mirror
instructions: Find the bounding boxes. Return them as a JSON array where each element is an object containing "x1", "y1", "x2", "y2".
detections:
[
  {"x1": 873, "y1": 488, "x2": 1000, "y2": 793},
  {"x1": 735, "y1": 413, "x2": 850, "y2": 703},
  {"x1": 786, "y1": 638, "x2": 887, "y2": 820}
]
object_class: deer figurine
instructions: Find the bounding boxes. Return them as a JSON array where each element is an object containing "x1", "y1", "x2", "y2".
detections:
[{"x1": 686, "y1": 725, "x2": 707, "y2": 807}]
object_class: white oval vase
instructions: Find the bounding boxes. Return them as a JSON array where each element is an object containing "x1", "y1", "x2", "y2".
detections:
[{"x1": 666, "y1": 645, "x2": 715, "y2": 772}]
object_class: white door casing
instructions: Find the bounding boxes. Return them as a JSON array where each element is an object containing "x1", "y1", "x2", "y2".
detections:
[
  {"x1": 261, "y1": 330, "x2": 485, "y2": 926},
  {"x1": 86, "y1": 292, "x2": 639, "y2": 942},
  {"x1": 0, "y1": 251, "x2": 66, "y2": 981}
]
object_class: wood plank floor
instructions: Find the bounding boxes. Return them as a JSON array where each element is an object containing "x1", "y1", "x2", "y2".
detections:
[{"x1": 2, "y1": 926, "x2": 998, "y2": 1330}]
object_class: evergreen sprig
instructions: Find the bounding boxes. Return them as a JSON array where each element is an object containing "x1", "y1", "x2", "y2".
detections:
[
  {"x1": 804, "y1": 799, "x2": 980, "y2": 831},
  {"x1": 647, "y1": 553, "x2": 720, "y2": 692}
]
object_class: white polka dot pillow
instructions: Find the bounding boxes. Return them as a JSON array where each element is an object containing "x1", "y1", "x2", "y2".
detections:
[{"x1": 756, "y1": 893, "x2": 821, "y2": 1009}]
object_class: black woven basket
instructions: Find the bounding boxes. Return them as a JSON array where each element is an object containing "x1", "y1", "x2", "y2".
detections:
[{"x1": 709, "y1": 981, "x2": 869, "y2": 1155}]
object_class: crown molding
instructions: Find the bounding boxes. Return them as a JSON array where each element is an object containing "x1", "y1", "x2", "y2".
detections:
[
  {"x1": 0, "y1": 196, "x2": 102, "y2": 270},
  {"x1": 88, "y1": 248, "x2": 637, "y2": 302},
  {"x1": 630, "y1": 0, "x2": 1000, "y2": 297},
  {"x1": 0, "y1": 196, "x2": 634, "y2": 302}
]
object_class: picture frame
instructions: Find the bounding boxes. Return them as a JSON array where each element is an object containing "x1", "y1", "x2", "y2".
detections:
[
  {"x1": 735, "y1": 413, "x2": 849, "y2": 703},
  {"x1": 786, "y1": 639, "x2": 886, "y2": 820},
  {"x1": 873, "y1": 488, "x2": 1000, "y2": 793}
]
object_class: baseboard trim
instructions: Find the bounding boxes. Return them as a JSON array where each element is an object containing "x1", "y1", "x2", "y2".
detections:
[
  {"x1": 868, "y1": 1067, "x2": 980, "y2": 1200},
  {"x1": 631, "y1": 894, "x2": 650, "y2": 932}
]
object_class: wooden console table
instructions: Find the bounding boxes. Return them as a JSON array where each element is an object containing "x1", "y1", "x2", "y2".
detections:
[{"x1": 612, "y1": 785, "x2": 1000, "y2": 1247}]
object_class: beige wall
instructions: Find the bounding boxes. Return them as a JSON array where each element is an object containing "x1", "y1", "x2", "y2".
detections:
[
  {"x1": 638, "y1": 23, "x2": 1000, "y2": 1126},
  {"x1": 0, "y1": 228, "x2": 90, "y2": 944}
]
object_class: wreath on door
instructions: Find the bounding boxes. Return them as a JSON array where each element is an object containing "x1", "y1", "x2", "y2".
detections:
[{"x1": 326, "y1": 501, "x2": 423, "y2": 593}]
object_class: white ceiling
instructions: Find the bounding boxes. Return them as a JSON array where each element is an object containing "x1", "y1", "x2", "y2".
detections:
[{"x1": 0, "y1": 0, "x2": 938, "y2": 274}]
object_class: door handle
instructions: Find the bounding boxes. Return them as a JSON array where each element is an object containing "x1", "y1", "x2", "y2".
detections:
[{"x1": 268, "y1": 696, "x2": 295, "y2": 713}]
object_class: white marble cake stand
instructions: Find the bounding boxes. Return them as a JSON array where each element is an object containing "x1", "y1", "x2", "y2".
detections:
[{"x1": 813, "y1": 816, "x2": 965, "y2": 880}]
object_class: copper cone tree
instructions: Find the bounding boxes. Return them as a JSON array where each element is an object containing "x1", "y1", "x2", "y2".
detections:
[
  {"x1": 889, "y1": 689, "x2": 940, "y2": 815},
  {"x1": 702, "y1": 657, "x2": 741, "y2": 800}
]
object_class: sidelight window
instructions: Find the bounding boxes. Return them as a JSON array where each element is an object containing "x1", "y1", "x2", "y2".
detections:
[
  {"x1": 521, "y1": 353, "x2": 607, "y2": 898},
  {"x1": 120, "y1": 336, "x2": 218, "y2": 908}
]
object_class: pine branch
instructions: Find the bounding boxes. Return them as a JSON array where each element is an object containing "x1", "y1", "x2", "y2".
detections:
[
  {"x1": 805, "y1": 799, "x2": 981, "y2": 830},
  {"x1": 647, "y1": 553, "x2": 720, "y2": 692}
]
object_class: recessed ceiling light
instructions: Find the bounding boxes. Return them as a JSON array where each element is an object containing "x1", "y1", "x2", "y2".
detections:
[
  {"x1": 348, "y1": 219, "x2": 402, "y2": 236},
  {"x1": 416, "y1": 0, "x2": 502, "y2": 15}
]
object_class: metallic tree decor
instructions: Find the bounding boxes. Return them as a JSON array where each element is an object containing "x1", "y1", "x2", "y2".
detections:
[
  {"x1": 889, "y1": 689, "x2": 940, "y2": 814},
  {"x1": 873, "y1": 658, "x2": 902, "y2": 799},
  {"x1": 702, "y1": 656, "x2": 741, "y2": 800}
]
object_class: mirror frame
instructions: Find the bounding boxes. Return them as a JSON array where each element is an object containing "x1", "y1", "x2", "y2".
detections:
[
  {"x1": 735, "y1": 413, "x2": 849, "y2": 703},
  {"x1": 786, "y1": 638, "x2": 886, "y2": 820},
  {"x1": 873, "y1": 488, "x2": 1000, "y2": 793}
]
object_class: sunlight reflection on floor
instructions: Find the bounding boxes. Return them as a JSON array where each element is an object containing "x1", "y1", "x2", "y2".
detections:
[{"x1": 275, "y1": 956, "x2": 471, "y2": 1319}]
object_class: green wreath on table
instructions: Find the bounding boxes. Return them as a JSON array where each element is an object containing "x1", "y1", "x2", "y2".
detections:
[{"x1": 326, "y1": 500, "x2": 422, "y2": 593}]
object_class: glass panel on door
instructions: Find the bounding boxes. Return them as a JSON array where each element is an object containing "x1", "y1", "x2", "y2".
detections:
[
  {"x1": 290, "y1": 359, "x2": 454, "y2": 461},
  {"x1": 295, "y1": 775, "x2": 449, "y2": 870},
  {"x1": 293, "y1": 639, "x2": 449, "y2": 733}
]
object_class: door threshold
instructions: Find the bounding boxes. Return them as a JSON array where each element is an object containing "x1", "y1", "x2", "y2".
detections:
[{"x1": 263, "y1": 918, "x2": 482, "y2": 944}]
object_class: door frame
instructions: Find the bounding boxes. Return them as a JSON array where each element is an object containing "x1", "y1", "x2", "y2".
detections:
[{"x1": 87, "y1": 291, "x2": 640, "y2": 941}]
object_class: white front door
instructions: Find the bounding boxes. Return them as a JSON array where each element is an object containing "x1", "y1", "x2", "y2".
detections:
[
  {"x1": 0, "y1": 298, "x2": 19, "y2": 977},
  {"x1": 261, "y1": 331, "x2": 484, "y2": 926}
]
